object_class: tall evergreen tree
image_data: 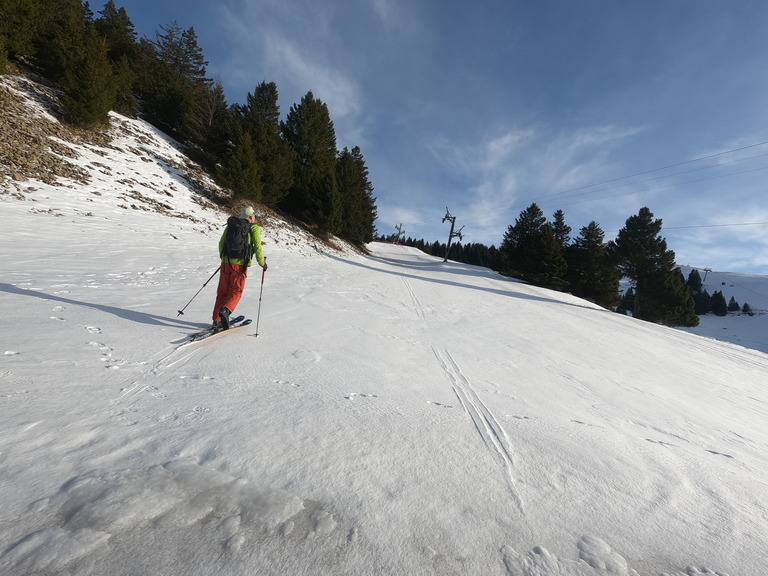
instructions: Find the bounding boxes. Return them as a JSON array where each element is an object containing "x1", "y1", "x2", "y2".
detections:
[
  {"x1": 234, "y1": 81, "x2": 294, "y2": 205},
  {"x1": 61, "y1": 30, "x2": 116, "y2": 125},
  {"x1": 711, "y1": 290, "x2": 727, "y2": 316},
  {"x1": 566, "y1": 221, "x2": 620, "y2": 309},
  {"x1": 30, "y1": 0, "x2": 115, "y2": 125},
  {"x1": 336, "y1": 146, "x2": 377, "y2": 245},
  {"x1": 94, "y1": 0, "x2": 138, "y2": 115},
  {"x1": 638, "y1": 270, "x2": 699, "y2": 326},
  {"x1": 609, "y1": 207, "x2": 698, "y2": 326},
  {"x1": 94, "y1": 1, "x2": 137, "y2": 63},
  {"x1": 686, "y1": 269, "x2": 711, "y2": 315},
  {"x1": 531, "y1": 224, "x2": 568, "y2": 289},
  {"x1": 501, "y1": 203, "x2": 566, "y2": 288},
  {"x1": 0, "y1": 0, "x2": 42, "y2": 59},
  {"x1": 686, "y1": 268, "x2": 703, "y2": 293},
  {"x1": 217, "y1": 132, "x2": 262, "y2": 202},
  {"x1": 140, "y1": 22, "x2": 213, "y2": 145},
  {"x1": 551, "y1": 209, "x2": 571, "y2": 250},
  {"x1": 281, "y1": 91, "x2": 341, "y2": 234},
  {"x1": 500, "y1": 202, "x2": 547, "y2": 276},
  {"x1": 192, "y1": 79, "x2": 231, "y2": 168},
  {"x1": 34, "y1": 0, "x2": 88, "y2": 83}
]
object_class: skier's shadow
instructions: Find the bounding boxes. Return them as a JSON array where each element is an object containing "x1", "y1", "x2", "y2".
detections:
[{"x1": 0, "y1": 282, "x2": 203, "y2": 329}]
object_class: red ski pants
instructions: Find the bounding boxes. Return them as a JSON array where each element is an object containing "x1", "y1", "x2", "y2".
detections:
[{"x1": 213, "y1": 263, "x2": 248, "y2": 321}]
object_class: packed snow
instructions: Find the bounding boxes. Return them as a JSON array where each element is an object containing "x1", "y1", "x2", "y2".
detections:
[{"x1": 2, "y1": 73, "x2": 768, "y2": 576}]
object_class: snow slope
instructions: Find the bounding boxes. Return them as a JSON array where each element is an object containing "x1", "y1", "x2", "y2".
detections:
[{"x1": 2, "y1": 73, "x2": 768, "y2": 576}]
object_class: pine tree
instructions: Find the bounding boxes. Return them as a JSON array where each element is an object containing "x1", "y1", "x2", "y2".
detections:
[
  {"x1": 94, "y1": 1, "x2": 138, "y2": 115},
  {"x1": 566, "y1": 221, "x2": 620, "y2": 309},
  {"x1": 281, "y1": 91, "x2": 341, "y2": 234},
  {"x1": 0, "y1": 0, "x2": 41, "y2": 59},
  {"x1": 609, "y1": 207, "x2": 697, "y2": 326},
  {"x1": 530, "y1": 224, "x2": 568, "y2": 289},
  {"x1": 107, "y1": 55, "x2": 136, "y2": 115},
  {"x1": 190, "y1": 79, "x2": 231, "y2": 168},
  {"x1": 61, "y1": 30, "x2": 116, "y2": 125},
  {"x1": 639, "y1": 269, "x2": 699, "y2": 327},
  {"x1": 95, "y1": 1, "x2": 137, "y2": 64},
  {"x1": 694, "y1": 289, "x2": 712, "y2": 315},
  {"x1": 686, "y1": 269, "x2": 703, "y2": 292},
  {"x1": 501, "y1": 203, "x2": 547, "y2": 276},
  {"x1": 500, "y1": 203, "x2": 566, "y2": 288},
  {"x1": 686, "y1": 269, "x2": 711, "y2": 315},
  {"x1": 140, "y1": 22, "x2": 214, "y2": 146},
  {"x1": 217, "y1": 132, "x2": 262, "y2": 202},
  {"x1": 711, "y1": 290, "x2": 727, "y2": 316},
  {"x1": 234, "y1": 81, "x2": 294, "y2": 205},
  {"x1": 551, "y1": 209, "x2": 571, "y2": 250},
  {"x1": 34, "y1": 0, "x2": 89, "y2": 84},
  {"x1": 337, "y1": 146, "x2": 377, "y2": 245},
  {"x1": 727, "y1": 296, "x2": 740, "y2": 312}
]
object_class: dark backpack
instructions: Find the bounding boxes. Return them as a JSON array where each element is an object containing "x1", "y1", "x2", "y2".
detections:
[{"x1": 221, "y1": 216, "x2": 251, "y2": 260}]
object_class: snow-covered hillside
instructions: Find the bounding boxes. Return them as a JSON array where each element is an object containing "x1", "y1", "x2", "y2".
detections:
[{"x1": 2, "y1": 72, "x2": 768, "y2": 576}]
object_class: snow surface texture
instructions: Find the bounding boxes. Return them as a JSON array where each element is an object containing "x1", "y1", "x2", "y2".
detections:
[{"x1": 2, "y1": 73, "x2": 768, "y2": 575}]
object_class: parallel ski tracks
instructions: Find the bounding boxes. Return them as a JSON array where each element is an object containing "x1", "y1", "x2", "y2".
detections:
[
  {"x1": 432, "y1": 346, "x2": 524, "y2": 511},
  {"x1": 401, "y1": 277, "x2": 427, "y2": 320}
]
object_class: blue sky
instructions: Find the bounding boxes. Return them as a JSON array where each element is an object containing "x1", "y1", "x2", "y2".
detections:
[{"x1": 116, "y1": 0, "x2": 768, "y2": 274}]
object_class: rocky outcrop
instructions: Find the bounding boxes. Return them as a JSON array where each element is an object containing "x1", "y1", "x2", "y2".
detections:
[
  {"x1": 0, "y1": 73, "x2": 96, "y2": 185},
  {"x1": 0, "y1": 64, "x2": 226, "y2": 210}
]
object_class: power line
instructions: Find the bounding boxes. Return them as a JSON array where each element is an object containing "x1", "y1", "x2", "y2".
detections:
[
  {"x1": 549, "y1": 139, "x2": 768, "y2": 197},
  {"x1": 471, "y1": 139, "x2": 768, "y2": 218},
  {"x1": 666, "y1": 221, "x2": 768, "y2": 230}
]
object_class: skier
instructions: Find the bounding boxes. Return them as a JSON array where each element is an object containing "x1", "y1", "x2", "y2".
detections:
[{"x1": 212, "y1": 205, "x2": 266, "y2": 330}]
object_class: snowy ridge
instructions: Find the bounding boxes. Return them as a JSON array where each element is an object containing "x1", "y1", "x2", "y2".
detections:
[{"x1": 2, "y1": 72, "x2": 768, "y2": 575}]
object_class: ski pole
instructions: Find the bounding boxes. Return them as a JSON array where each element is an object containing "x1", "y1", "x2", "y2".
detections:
[
  {"x1": 177, "y1": 265, "x2": 221, "y2": 316},
  {"x1": 254, "y1": 258, "x2": 266, "y2": 336}
]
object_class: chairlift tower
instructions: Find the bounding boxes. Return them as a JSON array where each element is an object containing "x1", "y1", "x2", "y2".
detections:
[
  {"x1": 394, "y1": 223, "x2": 405, "y2": 243},
  {"x1": 442, "y1": 208, "x2": 464, "y2": 262}
]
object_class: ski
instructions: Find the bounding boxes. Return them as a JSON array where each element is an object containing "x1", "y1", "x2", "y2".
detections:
[
  {"x1": 191, "y1": 318, "x2": 252, "y2": 343},
  {"x1": 187, "y1": 315, "x2": 249, "y2": 343}
]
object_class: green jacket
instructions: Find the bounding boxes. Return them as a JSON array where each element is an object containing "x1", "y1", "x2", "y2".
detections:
[{"x1": 219, "y1": 221, "x2": 265, "y2": 268}]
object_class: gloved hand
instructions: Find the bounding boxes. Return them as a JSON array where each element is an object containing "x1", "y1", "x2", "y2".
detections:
[{"x1": 262, "y1": 262, "x2": 268, "y2": 272}]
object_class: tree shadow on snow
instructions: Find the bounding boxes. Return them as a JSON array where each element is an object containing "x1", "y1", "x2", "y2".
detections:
[
  {"x1": 326, "y1": 253, "x2": 599, "y2": 311},
  {"x1": 0, "y1": 282, "x2": 205, "y2": 329}
]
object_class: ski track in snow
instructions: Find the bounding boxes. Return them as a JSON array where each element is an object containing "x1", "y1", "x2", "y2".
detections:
[
  {"x1": 432, "y1": 346, "x2": 524, "y2": 512},
  {"x1": 401, "y1": 276, "x2": 427, "y2": 320}
]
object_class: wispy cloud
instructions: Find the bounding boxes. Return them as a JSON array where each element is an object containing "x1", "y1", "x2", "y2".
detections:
[{"x1": 217, "y1": 1, "x2": 362, "y2": 117}]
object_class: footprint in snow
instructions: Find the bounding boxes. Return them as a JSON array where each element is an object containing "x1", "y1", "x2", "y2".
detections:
[
  {"x1": 426, "y1": 401, "x2": 453, "y2": 408},
  {"x1": 344, "y1": 393, "x2": 378, "y2": 400},
  {"x1": 274, "y1": 379, "x2": 300, "y2": 387},
  {"x1": 292, "y1": 349, "x2": 321, "y2": 363}
]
